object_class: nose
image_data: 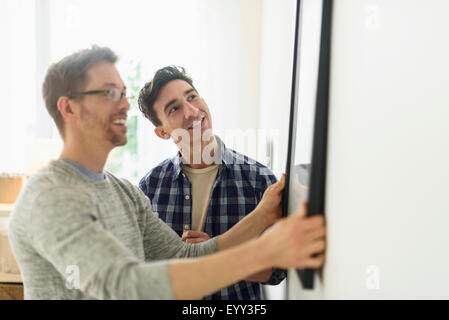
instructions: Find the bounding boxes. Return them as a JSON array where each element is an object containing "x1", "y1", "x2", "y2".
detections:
[
  {"x1": 119, "y1": 95, "x2": 131, "y2": 112},
  {"x1": 183, "y1": 100, "x2": 199, "y2": 119}
]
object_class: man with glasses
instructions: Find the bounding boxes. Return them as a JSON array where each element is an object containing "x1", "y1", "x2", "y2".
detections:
[{"x1": 8, "y1": 45, "x2": 326, "y2": 300}]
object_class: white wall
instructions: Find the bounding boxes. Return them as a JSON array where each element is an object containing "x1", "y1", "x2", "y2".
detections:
[
  {"x1": 289, "y1": 0, "x2": 449, "y2": 299},
  {"x1": 137, "y1": 0, "x2": 265, "y2": 176},
  {"x1": 0, "y1": 0, "x2": 39, "y2": 174},
  {"x1": 258, "y1": 0, "x2": 296, "y2": 177}
]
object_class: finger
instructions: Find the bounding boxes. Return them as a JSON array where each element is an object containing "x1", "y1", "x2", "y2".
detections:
[
  {"x1": 278, "y1": 174, "x2": 286, "y2": 191},
  {"x1": 303, "y1": 226, "x2": 326, "y2": 242},
  {"x1": 302, "y1": 254, "x2": 325, "y2": 269},
  {"x1": 303, "y1": 240, "x2": 326, "y2": 256},
  {"x1": 280, "y1": 173, "x2": 286, "y2": 189},
  {"x1": 185, "y1": 238, "x2": 209, "y2": 244},
  {"x1": 182, "y1": 230, "x2": 203, "y2": 241},
  {"x1": 186, "y1": 231, "x2": 210, "y2": 239},
  {"x1": 190, "y1": 231, "x2": 210, "y2": 240},
  {"x1": 298, "y1": 202, "x2": 325, "y2": 226},
  {"x1": 293, "y1": 203, "x2": 308, "y2": 218},
  {"x1": 300, "y1": 215, "x2": 325, "y2": 231},
  {"x1": 269, "y1": 175, "x2": 286, "y2": 194},
  {"x1": 185, "y1": 236, "x2": 210, "y2": 242},
  {"x1": 183, "y1": 230, "x2": 196, "y2": 239}
]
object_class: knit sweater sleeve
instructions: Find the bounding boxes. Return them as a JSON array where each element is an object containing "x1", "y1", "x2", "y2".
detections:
[{"x1": 28, "y1": 187, "x2": 176, "y2": 299}]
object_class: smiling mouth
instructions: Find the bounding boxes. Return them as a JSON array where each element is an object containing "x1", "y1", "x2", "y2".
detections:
[
  {"x1": 112, "y1": 118, "x2": 127, "y2": 127},
  {"x1": 187, "y1": 117, "x2": 205, "y2": 130}
]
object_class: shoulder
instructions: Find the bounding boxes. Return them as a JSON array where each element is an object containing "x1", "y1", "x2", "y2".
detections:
[
  {"x1": 138, "y1": 158, "x2": 176, "y2": 191},
  {"x1": 17, "y1": 161, "x2": 93, "y2": 206},
  {"x1": 29, "y1": 163, "x2": 94, "y2": 206},
  {"x1": 103, "y1": 171, "x2": 153, "y2": 214},
  {"x1": 11, "y1": 173, "x2": 93, "y2": 236},
  {"x1": 227, "y1": 148, "x2": 277, "y2": 184},
  {"x1": 104, "y1": 171, "x2": 148, "y2": 199},
  {"x1": 227, "y1": 149, "x2": 276, "y2": 181},
  {"x1": 8, "y1": 174, "x2": 93, "y2": 258}
]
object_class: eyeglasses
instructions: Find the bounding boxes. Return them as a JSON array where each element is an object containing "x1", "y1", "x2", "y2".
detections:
[{"x1": 68, "y1": 87, "x2": 134, "y2": 103}]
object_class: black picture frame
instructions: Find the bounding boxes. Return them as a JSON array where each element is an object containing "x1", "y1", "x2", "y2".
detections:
[{"x1": 282, "y1": 0, "x2": 333, "y2": 290}]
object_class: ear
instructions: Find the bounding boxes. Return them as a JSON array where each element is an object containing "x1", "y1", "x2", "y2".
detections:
[
  {"x1": 56, "y1": 96, "x2": 76, "y2": 122},
  {"x1": 154, "y1": 126, "x2": 171, "y2": 140}
]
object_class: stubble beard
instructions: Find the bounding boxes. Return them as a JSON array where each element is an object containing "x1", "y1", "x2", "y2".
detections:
[{"x1": 80, "y1": 105, "x2": 127, "y2": 148}]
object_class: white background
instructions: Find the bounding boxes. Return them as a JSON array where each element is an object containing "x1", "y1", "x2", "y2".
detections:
[{"x1": 288, "y1": 0, "x2": 449, "y2": 299}]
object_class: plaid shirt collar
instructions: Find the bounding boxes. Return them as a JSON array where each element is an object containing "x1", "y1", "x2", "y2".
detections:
[{"x1": 170, "y1": 135, "x2": 238, "y2": 181}]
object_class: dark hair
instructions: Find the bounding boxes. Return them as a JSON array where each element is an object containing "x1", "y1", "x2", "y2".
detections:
[
  {"x1": 42, "y1": 45, "x2": 118, "y2": 137},
  {"x1": 138, "y1": 66, "x2": 196, "y2": 127}
]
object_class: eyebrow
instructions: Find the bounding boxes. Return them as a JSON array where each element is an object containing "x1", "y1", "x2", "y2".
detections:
[
  {"x1": 103, "y1": 83, "x2": 126, "y2": 91},
  {"x1": 163, "y1": 88, "x2": 197, "y2": 113}
]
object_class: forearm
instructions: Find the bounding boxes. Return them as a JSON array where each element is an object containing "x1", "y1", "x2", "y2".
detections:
[
  {"x1": 169, "y1": 237, "x2": 270, "y2": 300},
  {"x1": 245, "y1": 268, "x2": 272, "y2": 282},
  {"x1": 216, "y1": 208, "x2": 270, "y2": 251}
]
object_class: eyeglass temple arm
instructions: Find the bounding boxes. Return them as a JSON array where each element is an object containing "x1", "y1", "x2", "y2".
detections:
[{"x1": 68, "y1": 90, "x2": 107, "y2": 98}]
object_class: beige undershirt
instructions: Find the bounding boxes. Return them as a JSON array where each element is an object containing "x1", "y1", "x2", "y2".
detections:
[{"x1": 182, "y1": 164, "x2": 219, "y2": 232}]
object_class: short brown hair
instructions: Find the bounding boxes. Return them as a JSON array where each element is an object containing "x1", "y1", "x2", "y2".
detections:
[
  {"x1": 42, "y1": 45, "x2": 118, "y2": 137},
  {"x1": 138, "y1": 66, "x2": 197, "y2": 127}
]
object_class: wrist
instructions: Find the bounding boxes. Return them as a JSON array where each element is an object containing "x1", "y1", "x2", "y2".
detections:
[
  {"x1": 250, "y1": 236, "x2": 273, "y2": 271},
  {"x1": 253, "y1": 206, "x2": 275, "y2": 229}
]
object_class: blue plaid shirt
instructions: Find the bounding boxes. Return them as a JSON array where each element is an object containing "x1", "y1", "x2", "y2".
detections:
[{"x1": 139, "y1": 136, "x2": 286, "y2": 300}]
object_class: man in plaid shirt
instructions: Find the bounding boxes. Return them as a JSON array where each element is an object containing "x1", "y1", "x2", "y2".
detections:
[{"x1": 138, "y1": 66, "x2": 286, "y2": 299}]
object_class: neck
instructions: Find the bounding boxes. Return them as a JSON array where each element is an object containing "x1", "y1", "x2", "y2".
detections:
[
  {"x1": 60, "y1": 135, "x2": 112, "y2": 173},
  {"x1": 180, "y1": 135, "x2": 219, "y2": 169}
]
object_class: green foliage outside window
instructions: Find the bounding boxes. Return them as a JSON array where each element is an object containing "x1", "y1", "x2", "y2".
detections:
[{"x1": 105, "y1": 60, "x2": 141, "y2": 184}]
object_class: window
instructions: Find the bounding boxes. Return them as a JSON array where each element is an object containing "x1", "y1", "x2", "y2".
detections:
[{"x1": 1, "y1": 0, "x2": 264, "y2": 184}]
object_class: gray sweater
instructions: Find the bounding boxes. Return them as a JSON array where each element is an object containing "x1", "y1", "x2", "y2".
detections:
[{"x1": 8, "y1": 160, "x2": 218, "y2": 300}]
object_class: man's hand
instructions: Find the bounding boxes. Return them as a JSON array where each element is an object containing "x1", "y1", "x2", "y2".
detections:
[
  {"x1": 258, "y1": 203, "x2": 326, "y2": 270},
  {"x1": 170, "y1": 203, "x2": 325, "y2": 300},
  {"x1": 254, "y1": 174, "x2": 286, "y2": 226},
  {"x1": 182, "y1": 230, "x2": 211, "y2": 244}
]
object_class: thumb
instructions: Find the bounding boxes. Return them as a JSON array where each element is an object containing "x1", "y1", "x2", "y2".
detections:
[
  {"x1": 279, "y1": 173, "x2": 286, "y2": 189},
  {"x1": 273, "y1": 174, "x2": 286, "y2": 192},
  {"x1": 295, "y1": 201, "x2": 308, "y2": 218}
]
